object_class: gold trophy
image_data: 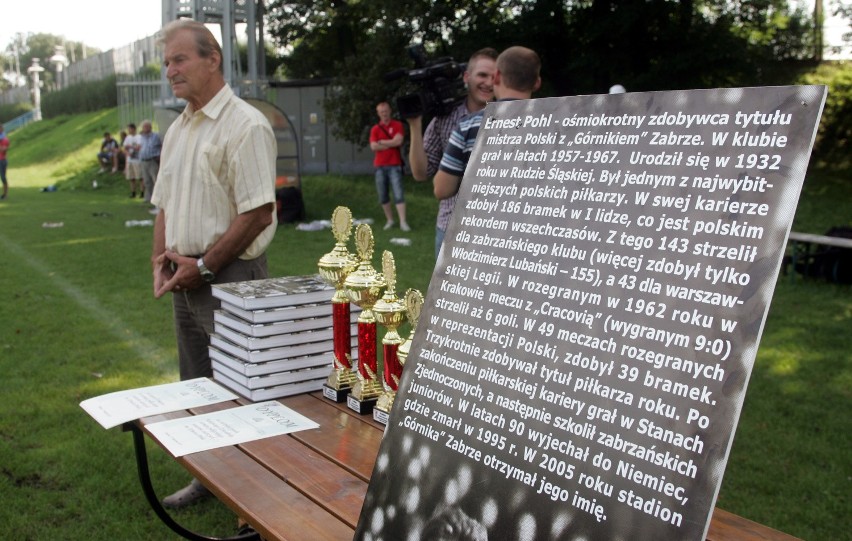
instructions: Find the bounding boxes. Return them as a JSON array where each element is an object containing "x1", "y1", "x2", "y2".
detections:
[
  {"x1": 318, "y1": 207, "x2": 360, "y2": 402},
  {"x1": 343, "y1": 223, "x2": 387, "y2": 414},
  {"x1": 372, "y1": 251, "x2": 406, "y2": 424},
  {"x1": 396, "y1": 288, "x2": 424, "y2": 368}
]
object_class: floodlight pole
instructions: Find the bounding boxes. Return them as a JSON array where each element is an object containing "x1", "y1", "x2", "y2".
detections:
[
  {"x1": 28, "y1": 58, "x2": 45, "y2": 121},
  {"x1": 50, "y1": 45, "x2": 69, "y2": 90},
  {"x1": 161, "y1": 0, "x2": 266, "y2": 97}
]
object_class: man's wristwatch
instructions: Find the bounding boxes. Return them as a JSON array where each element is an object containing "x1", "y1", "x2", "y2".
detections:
[{"x1": 197, "y1": 257, "x2": 215, "y2": 283}]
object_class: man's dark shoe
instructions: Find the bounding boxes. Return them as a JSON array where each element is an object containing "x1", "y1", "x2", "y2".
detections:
[{"x1": 162, "y1": 479, "x2": 211, "y2": 509}]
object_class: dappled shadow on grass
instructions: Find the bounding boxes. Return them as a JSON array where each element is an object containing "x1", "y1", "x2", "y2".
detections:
[
  {"x1": 2, "y1": 169, "x2": 849, "y2": 539},
  {"x1": 716, "y1": 279, "x2": 851, "y2": 540},
  {"x1": 795, "y1": 168, "x2": 852, "y2": 234}
]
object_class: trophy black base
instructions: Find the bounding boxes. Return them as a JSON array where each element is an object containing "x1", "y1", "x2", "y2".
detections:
[
  {"x1": 322, "y1": 384, "x2": 351, "y2": 403},
  {"x1": 373, "y1": 407, "x2": 390, "y2": 425},
  {"x1": 347, "y1": 394, "x2": 378, "y2": 415}
]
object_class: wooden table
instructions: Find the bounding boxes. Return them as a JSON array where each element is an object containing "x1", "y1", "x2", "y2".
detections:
[{"x1": 133, "y1": 392, "x2": 801, "y2": 541}]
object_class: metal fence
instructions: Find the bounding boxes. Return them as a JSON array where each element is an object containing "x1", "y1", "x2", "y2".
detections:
[
  {"x1": 66, "y1": 36, "x2": 160, "y2": 86},
  {"x1": 0, "y1": 86, "x2": 29, "y2": 107},
  {"x1": 117, "y1": 75, "x2": 167, "y2": 129},
  {"x1": 115, "y1": 76, "x2": 374, "y2": 176},
  {"x1": 3, "y1": 110, "x2": 36, "y2": 132}
]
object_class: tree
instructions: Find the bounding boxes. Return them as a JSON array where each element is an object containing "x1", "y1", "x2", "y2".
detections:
[
  {"x1": 827, "y1": 0, "x2": 852, "y2": 56},
  {"x1": 2, "y1": 33, "x2": 97, "y2": 91},
  {"x1": 265, "y1": 0, "x2": 374, "y2": 79},
  {"x1": 236, "y1": 41, "x2": 285, "y2": 80},
  {"x1": 265, "y1": 0, "x2": 828, "y2": 145}
]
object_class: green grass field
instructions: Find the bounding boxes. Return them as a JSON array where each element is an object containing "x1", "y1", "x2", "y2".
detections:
[{"x1": 0, "y1": 109, "x2": 849, "y2": 540}]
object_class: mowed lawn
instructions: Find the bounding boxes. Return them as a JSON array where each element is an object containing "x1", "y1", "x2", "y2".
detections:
[{"x1": 0, "y1": 109, "x2": 849, "y2": 540}]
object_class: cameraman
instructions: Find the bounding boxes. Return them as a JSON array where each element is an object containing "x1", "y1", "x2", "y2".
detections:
[
  {"x1": 433, "y1": 46, "x2": 542, "y2": 235},
  {"x1": 406, "y1": 48, "x2": 498, "y2": 256}
]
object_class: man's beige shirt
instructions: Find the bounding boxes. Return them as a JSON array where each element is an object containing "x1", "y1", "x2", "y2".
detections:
[{"x1": 151, "y1": 85, "x2": 277, "y2": 260}]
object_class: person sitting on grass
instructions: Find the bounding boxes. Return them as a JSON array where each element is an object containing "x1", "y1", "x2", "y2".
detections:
[{"x1": 97, "y1": 132, "x2": 120, "y2": 173}]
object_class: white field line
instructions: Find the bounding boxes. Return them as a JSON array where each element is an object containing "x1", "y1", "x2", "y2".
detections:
[{"x1": 0, "y1": 232, "x2": 174, "y2": 368}]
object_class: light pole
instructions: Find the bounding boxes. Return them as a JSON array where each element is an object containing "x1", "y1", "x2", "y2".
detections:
[
  {"x1": 50, "y1": 45, "x2": 69, "y2": 90},
  {"x1": 28, "y1": 58, "x2": 45, "y2": 121},
  {"x1": 12, "y1": 32, "x2": 24, "y2": 86}
]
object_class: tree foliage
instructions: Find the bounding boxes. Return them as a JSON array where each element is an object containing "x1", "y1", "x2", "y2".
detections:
[
  {"x1": 266, "y1": 0, "x2": 830, "y2": 145},
  {"x1": 798, "y1": 61, "x2": 852, "y2": 164},
  {"x1": 41, "y1": 76, "x2": 118, "y2": 119},
  {"x1": 2, "y1": 33, "x2": 99, "y2": 90}
]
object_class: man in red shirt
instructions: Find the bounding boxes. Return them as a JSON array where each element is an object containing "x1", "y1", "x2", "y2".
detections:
[
  {"x1": 369, "y1": 102, "x2": 410, "y2": 231},
  {"x1": 0, "y1": 124, "x2": 9, "y2": 200}
]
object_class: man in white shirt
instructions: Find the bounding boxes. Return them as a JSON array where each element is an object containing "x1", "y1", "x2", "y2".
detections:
[{"x1": 150, "y1": 18, "x2": 277, "y2": 509}]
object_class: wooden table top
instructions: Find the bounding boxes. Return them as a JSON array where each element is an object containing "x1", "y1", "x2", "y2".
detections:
[{"x1": 139, "y1": 392, "x2": 801, "y2": 541}]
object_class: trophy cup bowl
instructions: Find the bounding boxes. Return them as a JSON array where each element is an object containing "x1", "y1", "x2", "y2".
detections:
[
  {"x1": 373, "y1": 301, "x2": 406, "y2": 340},
  {"x1": 344, "y1": 268, "x2": 387, "y2": 324},
  {"x1": 317, "y1": 248, "x2": 358, "y2": 303},
  {"x1": 317, "y1": 206, "x2": 359, "y2": 303}
]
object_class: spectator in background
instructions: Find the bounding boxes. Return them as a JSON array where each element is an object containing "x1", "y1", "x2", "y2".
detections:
[
  {"x1": 0, "y1": 124, "x2": 9, "y2": 200},
  {"x1": 138, "y1": 120, "x2": 162, "y2": 207},
  {"x1": 117, "y1": 130, "x2": 127, "y2": 172},
  {"x1": 406, "y1": 48, "x2": 497, "y2": 256},
  {"x1": 123, "y1": 123, "x2": 143, "y2": 198},
  {"x1": 369, "y1": 101, "x2": 410, "y2": 231},
  {"x1": 97, "y1": 132, "x2": 120, "y2": 172}
]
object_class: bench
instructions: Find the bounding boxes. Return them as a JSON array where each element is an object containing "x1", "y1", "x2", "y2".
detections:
[
  {"x1": 130, "y1": 392, "x2": 803, "y2": 541},
  {"x1": 786, "y1": 231, "x2": 852, "y2": 282}
]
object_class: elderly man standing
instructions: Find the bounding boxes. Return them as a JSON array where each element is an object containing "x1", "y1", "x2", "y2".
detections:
[{"x1": 151, "y1": 19, "x2": 277, "y2": 508}]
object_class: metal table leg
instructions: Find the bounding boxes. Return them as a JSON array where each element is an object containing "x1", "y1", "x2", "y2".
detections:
[{"x1": 124, "y1": 422, "x2": 261, "y2": 541}]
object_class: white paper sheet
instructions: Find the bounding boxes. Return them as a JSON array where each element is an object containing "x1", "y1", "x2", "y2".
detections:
[
  {"x1": 146, "y1": 400, "x2": 319, "y2": 456},
  {"x1": 80, "y1": 377, "x2": 239, "y2": 429}
]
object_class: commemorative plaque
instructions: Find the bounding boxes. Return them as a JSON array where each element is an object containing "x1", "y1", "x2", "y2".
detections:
[{"x1": 356, "y1": 86, "x2": 826, "y2": 540}]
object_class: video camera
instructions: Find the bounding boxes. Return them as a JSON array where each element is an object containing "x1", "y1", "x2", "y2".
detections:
[{"x1": 386, "y1": 44, "x2": 467, "y2": 119}]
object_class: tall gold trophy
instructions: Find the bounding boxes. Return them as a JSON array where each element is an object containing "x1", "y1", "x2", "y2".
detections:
[
  {"x1": 396, "y1": 288, "x2": 424, "y2": 368},
  {"x1": 318, "y1": 207, "x2": 359, "y2": 402},
  {"x1": 344, "y1": 224, "x2": 387, "y2": 414},
  {"x1": 372, "y1": 251, "x2": 406, "y2": 424}
]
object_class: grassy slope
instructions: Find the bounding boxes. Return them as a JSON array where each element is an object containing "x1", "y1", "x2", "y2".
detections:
[{"x1": 0, "y1": 110, "x2": 849, "y2": 540}]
